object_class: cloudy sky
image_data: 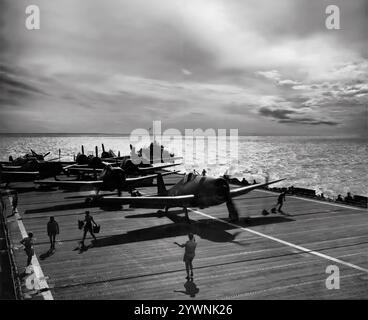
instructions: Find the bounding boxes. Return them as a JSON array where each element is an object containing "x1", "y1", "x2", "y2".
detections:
[{"x1": 0, "y1": 0, "x2": 367, "y2": 136}]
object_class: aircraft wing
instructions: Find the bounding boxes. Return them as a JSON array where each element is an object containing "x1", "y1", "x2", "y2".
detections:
[
  {"x1": 63, "y1": 164, "x2": 89, "y2": 170},
  {"x1": 2, "y1": 166, "x2": 23, "y2": 170},
  {"x1": 67, "y1": 167, "x2": 103, "y2": 174},
  {"x1": 1, "y1": 171, "x2": 39, "y2": 177},
  {"x1": 125, "y1": 174, "x2": 158, "y2": 184},
  {"x1": 125, "y1": 171, "x2": 176, "y2": 185},
  {"x1": 229, "y1": 178, "x2": 285, "y2": 198},
  {"x1": 100, "y1": 157, "x2": 125, "y2": 162},
  {"x1": 1, "y1": 171, "x2": 40, "y2": 182},
  {"x1": 34, "y1": 180, "x2": 104, "y2": 188},
  {"x1": 138, "y1": 163, "x2": 181, "y2": 172},
  {"x1": 102, "y1": 194, "x2": 195, "y2": 207}
]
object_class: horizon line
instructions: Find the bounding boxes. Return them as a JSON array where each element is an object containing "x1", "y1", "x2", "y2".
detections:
[{"x1": 0, "y1": 132, "x2": 363, "y2": 138}]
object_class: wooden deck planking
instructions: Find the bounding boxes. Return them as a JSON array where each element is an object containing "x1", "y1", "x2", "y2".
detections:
[{"x1": 3, "y1": 175, "x2": 368, "y2": 299}]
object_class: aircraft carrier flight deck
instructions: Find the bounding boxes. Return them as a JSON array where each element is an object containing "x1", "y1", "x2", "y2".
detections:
[{"x1": 1, "y1": 173, "x2": 368, "y2": 300}]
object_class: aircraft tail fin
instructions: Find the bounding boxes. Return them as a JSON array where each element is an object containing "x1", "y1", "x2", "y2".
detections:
[{"x1": 157, "y1": 173, "x2": 168, "y2": 195}]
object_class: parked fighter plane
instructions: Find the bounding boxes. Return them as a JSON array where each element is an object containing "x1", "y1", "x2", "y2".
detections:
[
  {"x1": 64, "y1": 143, "x2": 181, "y2": 171},
  {"x1": 66, "y1": 158, "x2": 180, "y2": 177},
  {"x1": 129, "y1": 143, "x2": 181, "y2": 165},
  {"x1": 34, "y1": 164, "x2": 175, "y2": 197},
  {"x1": 0, "y1": 150, "x2": 63, "y2": 185},
  {"x1": 1, "y1": 150, "x2": 53, "y2": 167},
  {"x1": 61, "y1": 144, "x2": 119, "y2": 173},
  {"x1": 0, "y1": 163, "x2": 40, "y2": 184},
  {"x1": 102, "y1": 173, "x2": 285, "y2": 222}
]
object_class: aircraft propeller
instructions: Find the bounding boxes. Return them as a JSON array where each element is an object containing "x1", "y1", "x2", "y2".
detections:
[
  {"x1": 225, "y1": 187, "x2": 240, "y2": 222},
  {"x1": 29, "y1": 149, "x2": 50, "y2": 160},
  {"x1": 216, "y1": 178, "x2": 240, "y2": 221}
]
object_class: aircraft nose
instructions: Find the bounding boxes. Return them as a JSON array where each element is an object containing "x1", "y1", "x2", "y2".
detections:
[{"x1": 214, "y1": 178, "x2": 230, "y2": 200}]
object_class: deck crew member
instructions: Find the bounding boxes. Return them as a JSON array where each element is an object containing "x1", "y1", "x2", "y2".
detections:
[
  {"x1": 20, "y1": 232, "x2": 34, "y2": 267},
  {"x1": 12, "y1": 191, "x2": 18, "y2": 214},
  {"x1": 81, "y1": 211, "x2": 97, "y2": 246},
  {"x1": 345, "y1": 192, "x2": 353, "y2": 203},
  {"x1": 277, "y1": 191, "x2": 287, "y2": 212},
  {"x1": 175, "y1": 233, "x2": 197, "y2": 280},
  {"x1": 47, "y1": 216, "x2": 59, "y2": 251}
]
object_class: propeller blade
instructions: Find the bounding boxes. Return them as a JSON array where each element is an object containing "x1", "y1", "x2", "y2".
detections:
[
  {"x1": 43, "y1": 152, "x2": 50, "y2": 158},
  {"x1": 226, "y1": 197, "x2": 239, "y2": 222}
]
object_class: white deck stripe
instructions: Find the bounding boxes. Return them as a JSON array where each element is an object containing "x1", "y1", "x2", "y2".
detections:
[
  {"x1": 189, "y1": 208, "x2": 368, "y2": 274},
  {"x1": 9, "y1": 197, "x2": 54, "y2": 300}
]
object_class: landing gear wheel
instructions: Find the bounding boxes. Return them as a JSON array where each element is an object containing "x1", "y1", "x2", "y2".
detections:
[{"x1": 244, "y1": 217, "x2": 251, "y2": 223}]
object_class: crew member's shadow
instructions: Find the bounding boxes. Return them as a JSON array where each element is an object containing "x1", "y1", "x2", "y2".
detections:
[
  {"x1": 267, "y1": 208, "x2": 290, "y2": 216},
  {"x1": 278, "y1": 209, "x2": 290, "y2": 216},
  {"x1": 73, "y1": 241, "x2": 93, "y2": 254},
  {"x1": 40, "y1": 249, "x2": 55, "y2": 260},
  {"x1": 174, "y1": 280, "x2": 199, "y2": 298}
]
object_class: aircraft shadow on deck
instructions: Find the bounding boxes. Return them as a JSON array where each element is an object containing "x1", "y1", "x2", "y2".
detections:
[
  {"x1": 124, "y1": 210, "x2": 184, "y2": 219},
  {"x1": 23, "y1": 198, "x2": 129, "y2": 214},
  {"x1": 1, "y1": 185, "x2": 55, "y2": 194},
  {"x1": 23, "y1": 201, "x2": 153, "y2": 214},
  {"x1": 24, "y1": 202, "x2": 96, "y2": 214},
  {"x1": 125, "y1": 209, "x2": 294, "y2": 227},
  {"x1": 92, "y1": 210, "x2": 293, "y2": 247}
]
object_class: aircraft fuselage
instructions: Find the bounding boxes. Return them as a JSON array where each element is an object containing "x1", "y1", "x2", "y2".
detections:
[{"x1": 167, "y1": 175, "x2": 229, "y2": 208}]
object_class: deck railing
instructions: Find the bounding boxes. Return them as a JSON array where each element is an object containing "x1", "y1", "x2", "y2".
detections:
[{"x1": 0, "y1": 191, "x2": 22, "y2": 300}]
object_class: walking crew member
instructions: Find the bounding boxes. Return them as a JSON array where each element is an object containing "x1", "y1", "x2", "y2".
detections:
[
  {"x1": 47, "y1": 216, "x2": 59, "y2": 251},
  {"x1": 20, "y1": 232, "x2": 34, "y2": 267},
  {"x1": 277, "y1": 191, "x2": 287, "y2": 212},
  {"x1": 175, "y1": 233, "x2": 197, "y2": 280},
  {"x1": 81, "y1": 211, "x2": 97, "y2": 247},
  {"x1": 12, "y1": 191, "x2": 18, "y2": 214}
]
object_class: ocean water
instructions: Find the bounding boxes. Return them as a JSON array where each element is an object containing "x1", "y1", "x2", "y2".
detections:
[{"x1": 0, "y1": 135, "x2": 366, "y2": 198}]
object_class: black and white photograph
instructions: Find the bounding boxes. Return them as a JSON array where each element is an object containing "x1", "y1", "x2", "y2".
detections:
[{"x1": 0, "y1": 0, "x2": 367, "y2": 306}]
